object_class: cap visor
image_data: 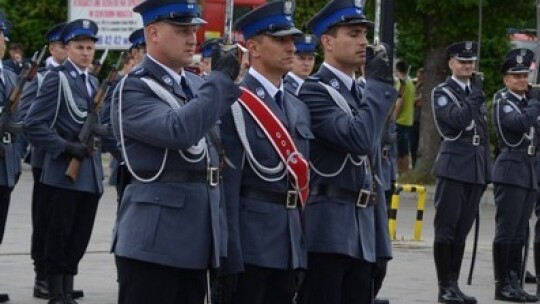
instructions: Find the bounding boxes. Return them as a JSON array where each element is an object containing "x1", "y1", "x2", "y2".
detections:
[
  {"x1": 454, "y1": 56, "x2": 477, "y2": 61},
  {"x1": 165, "y1": 17, "x2": 207, "y2": 26},
  {"x1": 339, "y1": 19, "x2": 374, "y2": 29},
  {"x1": 266, "y1": 27, "x2": 303, "y2": 38}
]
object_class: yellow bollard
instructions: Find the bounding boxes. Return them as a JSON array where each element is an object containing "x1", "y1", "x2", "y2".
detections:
[{"x1": 388, "y1": 184, "x2": 426, "y2": 241}]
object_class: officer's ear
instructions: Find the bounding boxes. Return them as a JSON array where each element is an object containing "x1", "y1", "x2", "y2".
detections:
[
  {"x1": 320, "y1": 34, "x2": 333, "y2": 52},
  {"x1": 145, "y1": 24, "x2": 159, "y2": 43},
  {"x1": 246, "y1": 36, "x2": 262, "y2": 59}
]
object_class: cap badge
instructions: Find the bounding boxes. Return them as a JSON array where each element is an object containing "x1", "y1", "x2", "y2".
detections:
[
  {"x1": 82, "y1": 20, "x2": 90, "y2": 29},
  {"x1": 354, "y1": 0, "x2": 363, "y2": 8},
  {"x1": 283, "y1": 0, "x2": 293, "y2": 15},
  {"x1": 305, "y1": 35, "x2": 312, "y2": 43},
  {"x1": 465, "y1": 41, "x2": 472, "y2": 50},
  {"x1": 517, "y1": 55, "x2": 523, "y2": 64}
]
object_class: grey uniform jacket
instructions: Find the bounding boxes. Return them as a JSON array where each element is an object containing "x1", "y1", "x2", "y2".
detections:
[
  {"x1": 24, "y1": 60, "x2": 103, "y2": 194},
  {"x1": 492, "y1": 91, "x2": 540, "y2": 189},
  {"x1": 283, "y1": 74, "x2": 300, "y2": 96},
  {"x1": 0, "y1": 68, "x2": 20, "y2": 187},
  {"x1": 220, "y1": 72, "x2": 312, "y2": 274},
  {"x1": 298, "y1": 65, "x2": 396, "y2": 262},
  {"x1": 432, "y1": 77, "x2": 491, "y2": 185},
  {"x1": 110, "y1": 56, "x2": 241, "y2": 269}
]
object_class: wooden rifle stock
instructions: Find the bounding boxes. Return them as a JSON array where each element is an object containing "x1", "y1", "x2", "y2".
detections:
[{"x1": 66, "y1": 52, "x2": 124, "y2": 182}]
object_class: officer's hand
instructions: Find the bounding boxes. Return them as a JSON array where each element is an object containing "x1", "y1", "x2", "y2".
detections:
[
  {"x1": 466, "y1": 90, "x2": 485, "y2": 108},
  {"x1": 365, "y1": 43, "x2": 394, "y2": 85},
  {"x1": 470, "y1": 72, "x2": 484, "y2": 92},
  {"x1": 211, "y1": 45, "x2": 241, "y2": 81},
  {"x1": 528, "y1": 86, "x2": 540, "y2": 101},
  {"x1": 64, "y1": 142, "x2": 90, "y2": 161}
]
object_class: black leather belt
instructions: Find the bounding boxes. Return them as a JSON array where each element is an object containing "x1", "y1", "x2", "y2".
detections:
[
  {"x1": 501, "y1": 146, "x2": 536, "y2": 156},
  {"x1": 310, "y1": 184, "x2": 376, "y2": 208},
  {"x1": 134, "y1": 168, "x2": 220, "y2": 186},
  {"x1": 456, "y1": 135, "x2": 481, "y2": 146},
  {"x1": 240, "y1": 187, "x2": 299, "y2": 209}
]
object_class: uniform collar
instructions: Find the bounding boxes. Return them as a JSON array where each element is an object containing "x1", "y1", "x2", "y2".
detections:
[
  {"x1": 248, "y1": 67, "x2": 283, "y2": 99},
  {"x1": 146, "y1": 54, "x2": 183, "y2": 84},
  {"x1": 323, "y1": 62, "x2": 355, "y2": 91},
  {"x1": 287, "y1": 72, "x2": 304, "y2": 87},
  {"x1": 450, "y1": 75, "x2": 470, "y2": 92},
  {"x1": 507, "y1": 90, "x2": 526, "y2": 101},
  {"x1": 67, "y1": 58, "x2": 89, "y2": 77}
]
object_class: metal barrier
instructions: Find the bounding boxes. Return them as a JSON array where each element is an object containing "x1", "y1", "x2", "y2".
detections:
[{"x1": 388, "y1": 184, "x2": 426, "y2": 241}]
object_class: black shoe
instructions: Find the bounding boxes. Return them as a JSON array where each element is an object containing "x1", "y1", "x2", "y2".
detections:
[
  {"x1": 526, "y1": 271, "x2": 537, "y2": 284},
  {"x1": 47, "y1": 294, "x2": 65, "y2": 304},
  {"x1": 64, "y1": 293, "x2": 78, "y2": 304},
  {"x1": 0, "y1": 293, "x2": 9, "y2": 303},
  {"x1": 34, "y1": 279, "x2": 50, "y2": 299},
  {"x1": 374, "y1": 298, "x2": 390, "y2": 304},
  {"x1": 496, "y1": 284, "x2": 527, "y2": 302},
  {"x1": 438, "y1": 285, "x2": 465, "y2": 303}
]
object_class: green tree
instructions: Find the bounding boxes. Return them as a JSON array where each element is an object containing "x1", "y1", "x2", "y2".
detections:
[{"x1": 0, "y1": 0, "x2": 67, "y2": 58}]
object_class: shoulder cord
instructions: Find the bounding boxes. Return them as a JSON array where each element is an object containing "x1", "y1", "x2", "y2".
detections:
[
  {"x1": 58, "y1": 71, "x2": 87, "y2": 124},
  {"x1": 231, "y1": 101, "x2": 286, "y2": 182},
  {"x1": 311, "y1": 82, "x2": 367, "y2": 178},
  {"x1": 431, "y1": 86, "x2": 477, "y2": 141},
  {"x1": 494, "y1": 92, "x2": 534, "y2": 147}
]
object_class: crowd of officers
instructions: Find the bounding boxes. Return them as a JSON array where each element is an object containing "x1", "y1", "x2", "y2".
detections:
[{"x1": 0, "y1": 0, "x2": 538, "y2": 303}]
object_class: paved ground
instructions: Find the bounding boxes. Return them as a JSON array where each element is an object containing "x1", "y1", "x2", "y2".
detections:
[{"x1": 0, "y1": 166, "x2": 537, "y2": 303}]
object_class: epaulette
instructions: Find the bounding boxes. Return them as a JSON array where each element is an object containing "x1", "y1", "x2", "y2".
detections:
[
  {"x1": 129, "y1": 67, "x2": 147, "y2": 77},
  {"x1": 304, "y1": 75, "x2": 321, "y2": 83}
]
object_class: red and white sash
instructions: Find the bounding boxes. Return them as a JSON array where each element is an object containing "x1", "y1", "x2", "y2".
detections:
[{"x1": 237, "y1": 87, "x2": 309, "y2": 206}]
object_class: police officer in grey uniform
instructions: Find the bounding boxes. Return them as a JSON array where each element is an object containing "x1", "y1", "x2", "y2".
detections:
[
  {"x1": 283, "y1": 34, "x2": 317, "y2": 96},
  {"x1": 199, "y1": 38, "x2": 223, "y2": 78},
  {"x1": 17, "y1": 22, "x2": 84, "y2": 301},
  {"x1": 109, "y1": 0, "x2": 241, "y2": 303},
  {"x1": 492, "y1": 51, "x2": 540, "y2": 303},
  {"x1": 431, "y1": 41, "x2": 490, "y2": 304},
  {"x1": 24, "y1": 19, "x2": 103, "y2": 304},
  {"x1": 296, "y1": 0, "x2": 396, "y2": 302},
  {"x1": 220, "y1": 2, "x2": 310, "y2": 303},
  {"x1": 0, "y1": 11, "x2": 19, "y2": 304}
]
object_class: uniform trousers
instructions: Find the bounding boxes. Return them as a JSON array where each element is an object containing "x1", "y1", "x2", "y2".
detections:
[
  {"x1": 30, "y1": 168, "x2": 51, "y2": 279},
  {"x1": 434, "y1": 178, "x2": 484, "y2": 244},
  {"x1": 42, "y1": 185, "x2": 99, "y2": 275},
  {"x1": 494, "y1": 184, "x2": 536, "y2": 244},
  {"x1": 534, "y1": 192, "x2": 540, "y2": 243},
  {"x1": 233, "y1": 264, "x2": 297, "y2": 304},
  {"x1": 0, "y1": 185, "x2": 13, "y2": 244},
  {"x1": 116, "y1": 256, "x2": 207, "y2": 304},
  {"x1": 299, "y1": 252, "x2": 373, "y2": 304}
]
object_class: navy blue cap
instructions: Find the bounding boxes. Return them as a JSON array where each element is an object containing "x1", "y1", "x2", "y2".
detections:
[
  {"x1": 233, "y1": 0, "x2": 302, "y2": 40},
  {"x1": 446, "y1": 41, "x2": 477, "y2": 61},
  {"x1": 307, "y1": 0, "x2": 373, "y2": 38},
  {"x1": 501, "y1": 50, "x2": 533, "y2": 74},
  {"x1": 45, "y1": 22, "x2": 66, "y2": 43},
  {"x1": 295, "y1": 34, "x2": 318, "y2": 54},
  {"x1": 199, "y1": 38, "x2": 223, "y2": 58},
  {"x1": 133, "y1": 0, "x2": 206, "y2": 26},
  {"x1": 61, "y1": 19, "x2": 98, "y2": 43},
  {"x1": 129, "y1": 28, "x2": 146, "y2": 48},
  {"x1": 0, "y1": 11, "x2": 12, "y2": 40}
]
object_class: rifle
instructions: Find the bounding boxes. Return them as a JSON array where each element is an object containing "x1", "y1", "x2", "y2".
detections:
[
  {"x1": 65, "y1": 52, "x2": 124, "y2": 182},
  {"x1": 0, "y1": 45, "x2": 47, "y2": 157},
  {"x1": 91, "y1": 48, "x2": 109, "y2": 76}
]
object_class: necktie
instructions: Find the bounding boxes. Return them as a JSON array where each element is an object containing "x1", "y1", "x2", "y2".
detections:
[
  {"x1": 351, "y1": 81, "x2": 360, "y2": 102},
  {"x1": 80, "y1": 73, "x2": 92, "y2": 96},
  {"x1": 465, "y1": 86, "x2": 470, "y2": 96},
  {"x1": 275, "y1": 90, "x2": 284, "y2": 112},
  {"x1": 180, "y1": 76, "x2": 194, "y2": 100}
]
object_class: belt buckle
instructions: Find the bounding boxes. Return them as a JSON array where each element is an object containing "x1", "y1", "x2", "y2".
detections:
[
  {"x1": 2, "y1": 132, "x2": 11, "y2": 144},
  {"x1": 472, "y1": 135, "x2": 480, "y2": 146},
  {"x1": 356, "y1": 189, "x2": 370, "y2": 208},
  {"x1": 381, "y1": 147, "x2": 389, "y2": 158},
  {"x1": 92, "y1": 137, "x2": 100, "y2": 150},
  {"x1": 207, "y1": 167, "x2": 219, "y2": 186},
  {"x1": 528, "y1": 145, "x2": 536, "y2": 156},
  {"x1": 286, "y1": 190, "x2": 299, "y2": 209}
]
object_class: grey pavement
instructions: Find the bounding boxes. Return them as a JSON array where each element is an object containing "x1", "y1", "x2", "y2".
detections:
[{"x1": 0, "y1": 166, "x2": 537, "y2": 303}]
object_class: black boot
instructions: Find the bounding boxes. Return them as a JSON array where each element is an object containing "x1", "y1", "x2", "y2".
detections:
[
  {"x1": 494, "y1": 242, "x2": 527, "y2": 302},
  {"x1": 535, "y1": 242, "x2": 540, "y2": 297},
  {"x1": 47, "y1": 274, "x2": 65, "y2": 304},
  {"x1": 434, "y1": 242, "x2": 464, "y2": 303},
  {"x1": 374, "y1": 298, "x2": 390, "y2": 304},
  {"x1": 0, "y1": 293, "x2": 9, "y2": 303},
  {"x1": 509, "y1": 243, "x2": 539, "y2": 302},
  {"x1": 63, "y1": 275, "x2": 78, "y2": 304},
  {"x1": 34, "y1": 277, "x2": 50, "y2": 299},
  {"x1": 450, "y1": 243, "x2": 477, "y2": 304}
]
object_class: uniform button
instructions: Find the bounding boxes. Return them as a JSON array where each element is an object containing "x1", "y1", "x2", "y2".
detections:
[{"x1": 385, "y1": 91, "x2": 391, "y2": 98}]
